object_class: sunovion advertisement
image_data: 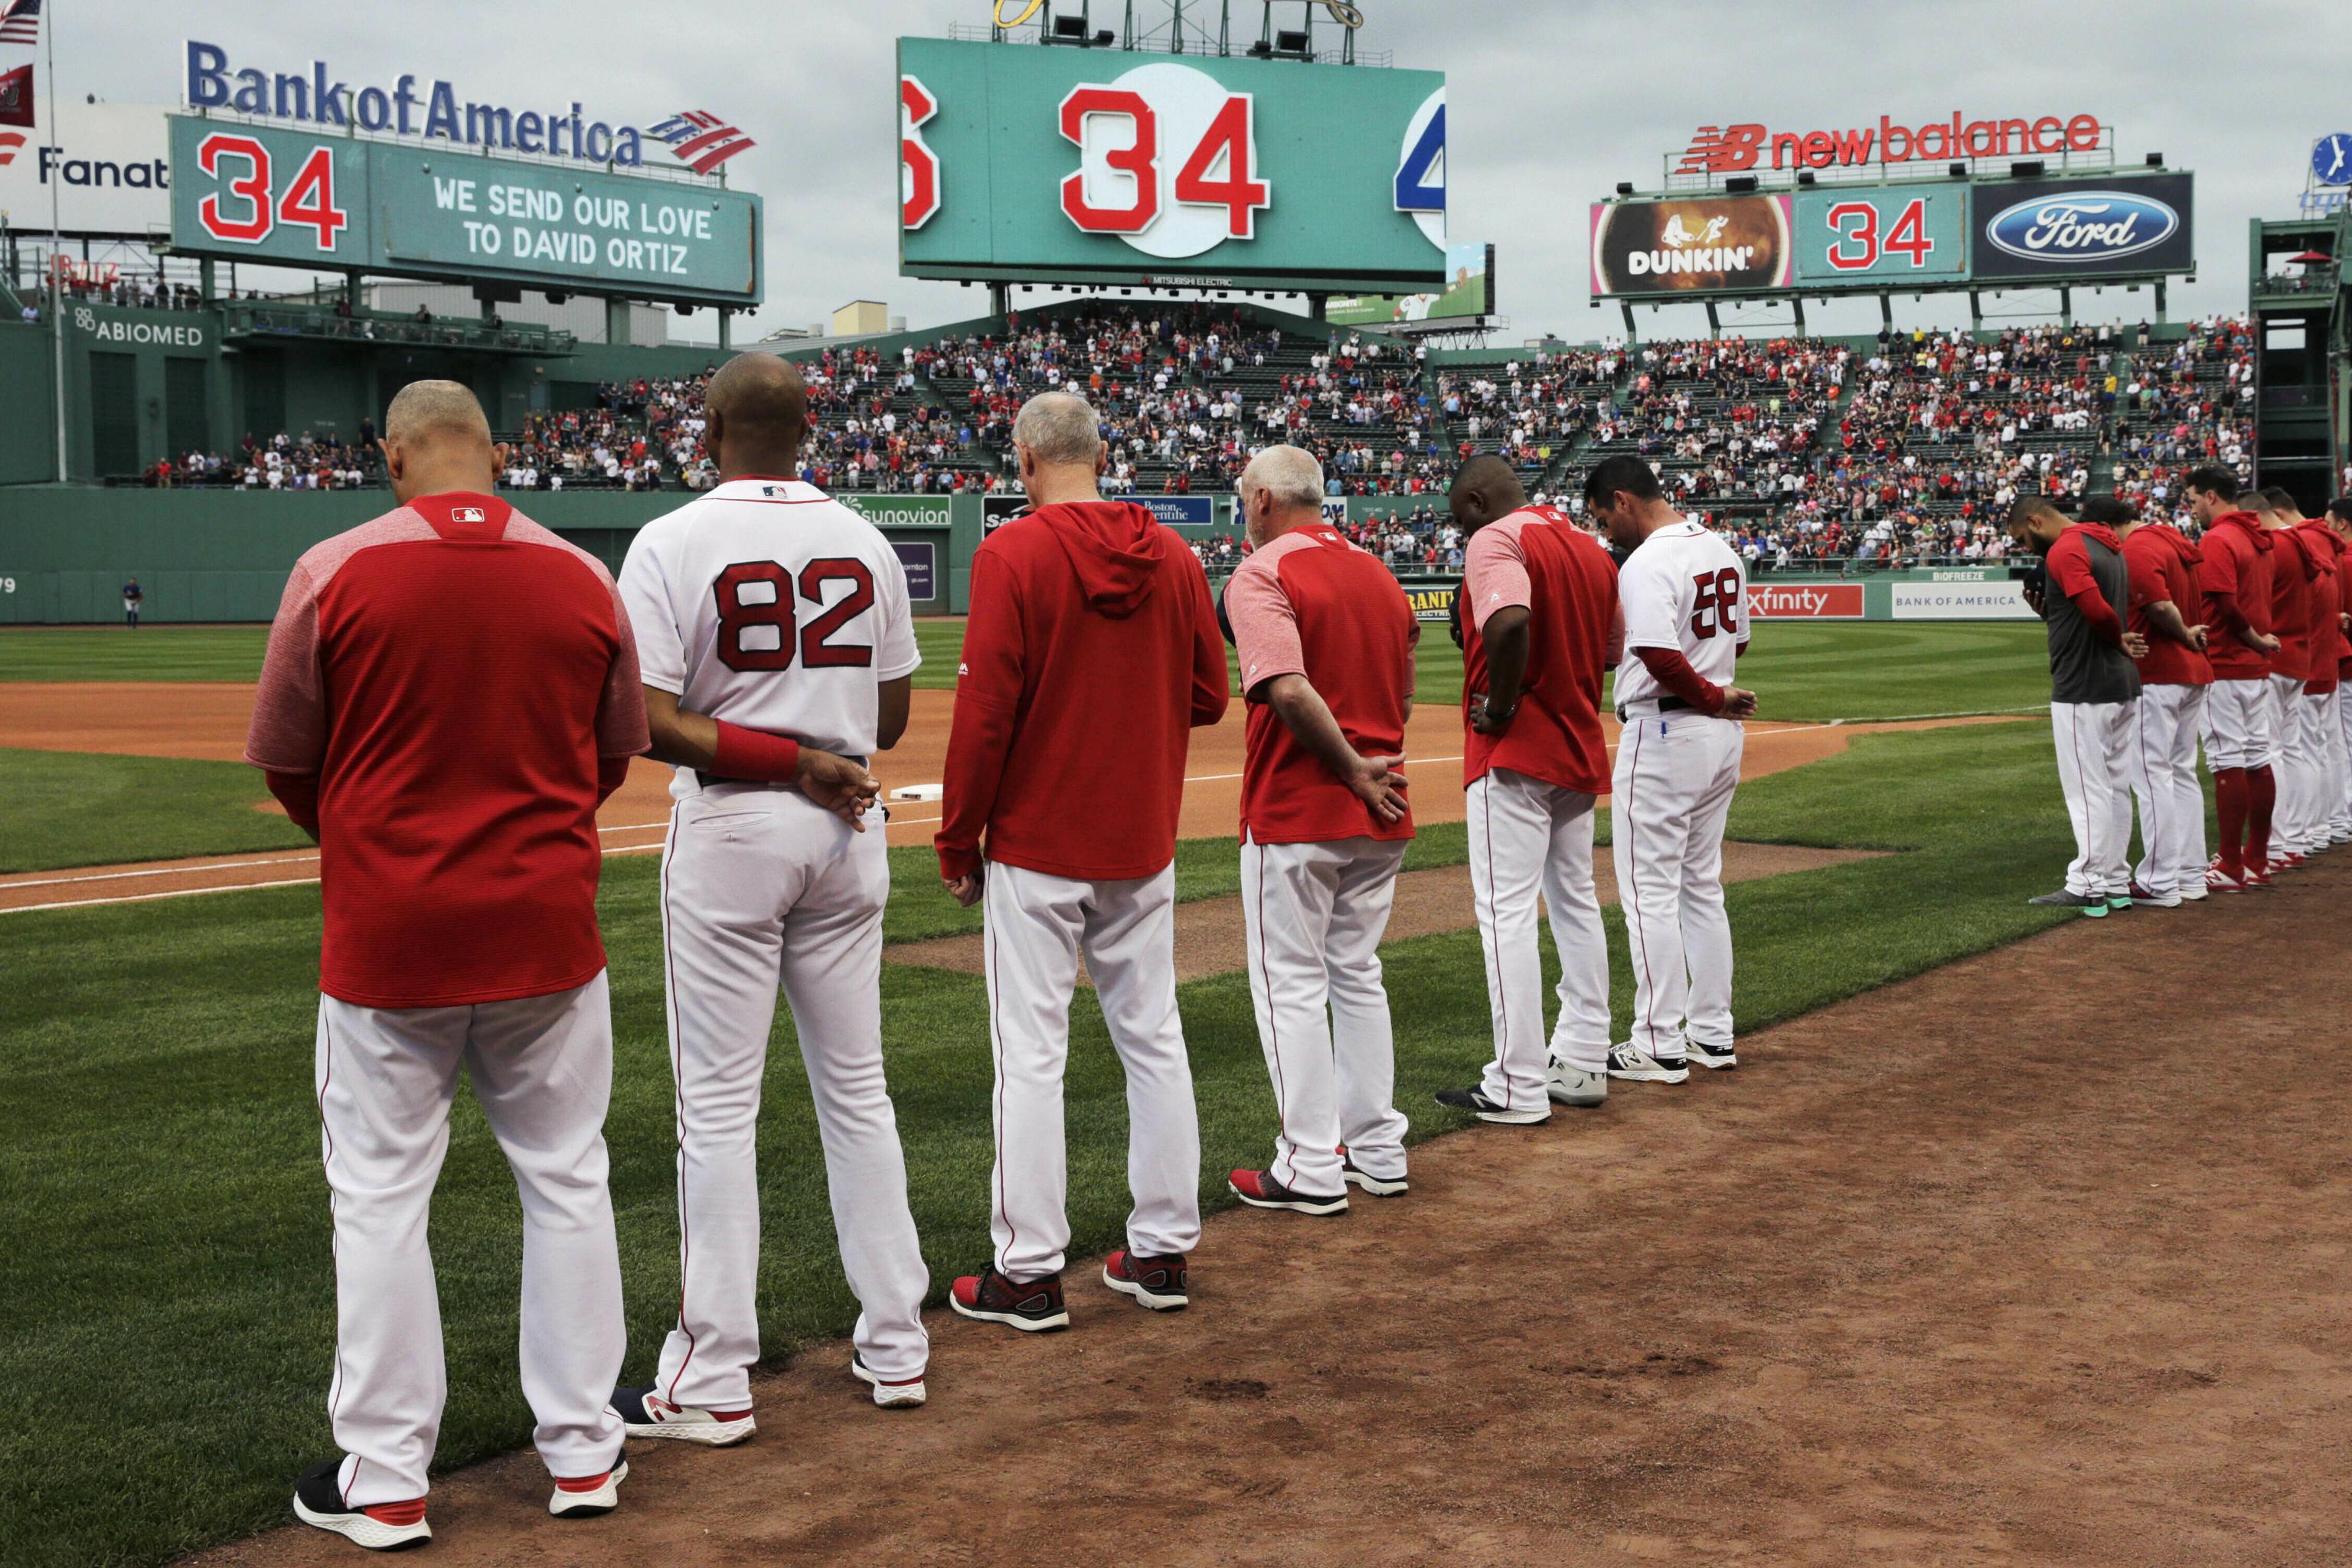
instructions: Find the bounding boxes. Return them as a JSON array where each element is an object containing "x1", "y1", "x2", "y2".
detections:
[
  {"x1": 1968, "y1": 173, "x2": 2194, "y2": 282},
  {"x1": 1590, "y1": 194, "x2": 1793, "y2": 296}
]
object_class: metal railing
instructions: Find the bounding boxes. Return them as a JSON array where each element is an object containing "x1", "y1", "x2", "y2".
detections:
[{"x1": 220, "y1": 302, "x2": 577, "y2": 354}]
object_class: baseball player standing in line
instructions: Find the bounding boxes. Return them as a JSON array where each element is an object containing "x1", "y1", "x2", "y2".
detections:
[
  {"x1": 1220, "y1": 445, "x2": 1418, "y2": 1214},
  {"x1": 2327, "y1": 498, "x2": 2352, "y2": 842},
  {"x1": 2106, "y1": 495, "x2": 2212, "y2": 906},
  {"x1": 936, "y1": 391, "x2": 1228, "y2": 1330},
  {"x1": 2268, "y1": 487, "x2": 2342, "y2": 864},
  {"x1": 1586, "y1": 456, "x2": 1759, "y2": 1080},
  {"x1": 2255, "y1": 489, "x2": 2321, "y2": 871},
  {"x1": 1434, "y1": 454, "x2": 1620, "y2": 1124},
  {"x1": 246, "y1": 381, "x2": 648, "y2": 1548},
  {"x1": 2301, "y1": 504, "x2": 2352, "y2": 847},
  {"x1": 613, "y1": 353, "x2": 934, "y2": 1436},
  {"x1": 2187, "y1": 469, "x2": 2281, "y2": 891},
  {"x1": 2009, "y1": 497, "x2": 2146, "y2": 916}
]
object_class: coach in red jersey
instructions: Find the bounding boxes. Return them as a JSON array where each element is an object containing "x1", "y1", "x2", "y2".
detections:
[
  {"x1": 1436, "y1": 454, "x2": 1622, "y2": 1125},
  {"x1": 936, "y1": 390, "x2": 1228, "y2": 1332},
  {"x1": 247, "y1": 381, "x2": 648, "y2": 1547},
  {"x1": 1220, "y1": 444, "x2": 1418, "y2": 1215}
]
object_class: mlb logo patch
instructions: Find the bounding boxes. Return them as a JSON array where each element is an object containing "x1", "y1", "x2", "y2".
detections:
[{"x1": 452, "y1": 507, "x2": 486, "y2": 524}]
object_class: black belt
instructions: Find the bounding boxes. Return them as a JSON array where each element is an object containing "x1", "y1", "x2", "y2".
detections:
[
  {"x1": 1616, "y1": 697, "x2": 1691, "y2": 723},
  {"x1": 698, "y1": 756, "x2": 867, "y2": 789}
]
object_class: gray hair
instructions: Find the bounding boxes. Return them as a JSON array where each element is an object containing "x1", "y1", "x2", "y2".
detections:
[
  {"x1": 1011, "y1": 391, "x2": 1103, "y2": 466},
  {"x1": 1239, "y1": 445, "x2": 1325, "y2": 511},
  {"x1": 384, "y1": 380, "x2": 490, "y2": 446}
]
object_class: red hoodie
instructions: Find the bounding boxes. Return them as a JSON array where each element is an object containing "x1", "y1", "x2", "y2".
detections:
[
  {"x1": 2198, "y1": 511, "x2": 2275, "y2": 680},
  {"x1": 2122, "y1": 521, "x2": 2212, "y2": 686},
  {"x1": 938, "y1": 499, "x2": 1229, "y2": 882},
  {"x1": 2267, "y1": 523, "x2": 2317, "y2": 682},
  {"x1": 2045, "y1": 520, "x2": 2128, "y2": 646},
  {"x1": 2292, "y1": 521, "x2": 2344, "y2": 692}
]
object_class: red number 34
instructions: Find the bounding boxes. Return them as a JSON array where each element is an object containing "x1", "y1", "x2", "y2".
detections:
[{"x1": 1690, "y1": 568, "x2": 1743, "y2": 639}]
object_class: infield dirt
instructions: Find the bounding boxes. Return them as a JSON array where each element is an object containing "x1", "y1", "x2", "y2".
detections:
[{"x1": 185, "y1": 851, "x2": 2352, "y2": 1568}]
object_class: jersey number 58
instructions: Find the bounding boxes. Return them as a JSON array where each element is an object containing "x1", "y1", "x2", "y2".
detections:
[
  {"x1": 1690, "y1": 568, "x2": 1742, "y2": 640},
  {"x1": 713, "y1": 559, "x2": 876, "y2": 672}
]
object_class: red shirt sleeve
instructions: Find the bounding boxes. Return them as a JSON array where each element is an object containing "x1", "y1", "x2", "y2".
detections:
[
  {"x1": 936, "y1": 547, "x2": 1026, "y2": 882},
  {"x1": 1185, "y1": 554, "x2": 1231, "y2": 728},
  {"x1": 244, "y1": 562, "x2": 328, "y2": 774},
  {"x1": 266, "y1": 769, "x2": 320, "y2": 835},
  {"x1": 1634, "y1": 646, "x2": 1726, "y2": 714},
  {"x1": 2124, "y1": 537, "x2": 2168, "y2": 612},
  {"x1": 2048, "y1": 532, "x2": 2123, "y2": 646}
]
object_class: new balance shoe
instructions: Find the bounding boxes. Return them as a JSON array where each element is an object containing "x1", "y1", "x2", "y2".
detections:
[
  {"x1": 2027, "y1": 889, "x2": 2108, "y2": 916},
  {"x1": 1433, "y1": 1085, "x2": 1550, "y2": 1124},
  {"x1": 548, "y1": 1461, "x2": 626, "y2": 1519},
  {"x1": 951, "y1": 1267, "x2": 1070, "y2": 1331},
  {"x1": 2177, "y1": 880, "x2": 2209, "y2": 901},
  {"x1": 1228, "y1": 1168, "x2": 1348, "y2": 1215},
  {"x1": 1606, "y1": 1044, "x2": 1690, "y2": 1083},
  {"x1": 2272, "y1": 853, "x2": 2309, "y2": 874},
  {"x1": 1684, "y1": 1038, "x2": 1739, "y2": 1070},
  {"x1": 2105, "y1": 893, "x2": 2134, "y2": 913},
  {"x1": 2206, "y1": 861, "x2": 2251, "y2": 893},
  {"x1": 2244, "y1": 864, "x2": 2276, "y2": 889},
  {"x1": 1545, "y1": 1057, "x2": 1608, "y2": 1106},
  {"x1": 2128, "y1": 882, "x2": 2182, "y2": 909},
  {"x1": 1340, "y1": 1155, "x2": 1409, "y2": 1197},
  {"x1": 1102, "y1": 1249, "x2": 1189, "y2": 1311},
  {"x1": 292, "y1": 1458, "x2": 430, "y2": 1552},
  {"x1": 610, "y1": 1384, "x2": 755, "y2": 1446},
  {"x1": 851, "y1": 1350, "x2": 926, "y2": 1409}
]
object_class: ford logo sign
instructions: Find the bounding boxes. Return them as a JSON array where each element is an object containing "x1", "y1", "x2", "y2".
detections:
[{"x1": 1984, "y1": 190, "x2": 2180, "y2": 264}]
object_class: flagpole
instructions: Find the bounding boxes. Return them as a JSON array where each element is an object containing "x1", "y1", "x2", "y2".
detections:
[{"x1": 45, "y1": 0, "x2": 65, "y2": 482}]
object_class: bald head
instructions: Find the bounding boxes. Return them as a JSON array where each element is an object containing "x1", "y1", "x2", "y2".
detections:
[
  {"x1": 702, "y1": 353, "x2": 809, "y2": 479},
  {"x1": 381, "y1": 380, "x2": 498, "y2": 503},
  {"x1": 1448, "y1": 454, "x2": 1527, "y2": 533}
]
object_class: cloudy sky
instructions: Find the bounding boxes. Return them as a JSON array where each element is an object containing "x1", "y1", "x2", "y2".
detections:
[{"x1": 66, "y1": 0, "x2": 2352, "y2": 342}]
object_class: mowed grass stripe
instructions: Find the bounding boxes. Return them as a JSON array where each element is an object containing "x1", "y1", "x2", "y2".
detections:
[{"x1": 0, "y1": 720, "x2": 2089, "y2": 1568}]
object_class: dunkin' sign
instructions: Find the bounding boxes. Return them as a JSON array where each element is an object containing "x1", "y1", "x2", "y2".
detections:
[{"x1": 1748, "y1": 582, "x2": 1864, "y2": 619}]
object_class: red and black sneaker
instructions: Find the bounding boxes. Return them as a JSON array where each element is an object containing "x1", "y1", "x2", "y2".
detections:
[
  {"x1": 292, "y1": 1457, "x2": 430, "y2": 1551},
  {"x1": 1228, "y1": 1168, "x2": 1348, "y2": 1215},
  {"x1": 1102, "y1": 1249, "x2": 1188, "y2": 1311},
  {"x1": 950, "y1": 1267, "x2": 1070, "y2": 1331}
]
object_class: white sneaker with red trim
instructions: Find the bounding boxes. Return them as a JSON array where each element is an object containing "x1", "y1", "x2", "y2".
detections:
[
  {"x1": 851, "y1": 1349, "x2": 928, "y2": 1408},
  {"x1": 549, "y1": 1460, "x2": 627, "y2": 1518},
  {"x1": 610, "y1": 1384, "x2": 756, "y2": 1446}
]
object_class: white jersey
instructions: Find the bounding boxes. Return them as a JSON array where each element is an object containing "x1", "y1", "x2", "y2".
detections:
[
  {"x1": 619, "y1": 478, "x2": 920, "y2": 791},
  {"x1": 1612, "y1": 518, "x2": 1748, "y2": 710}
]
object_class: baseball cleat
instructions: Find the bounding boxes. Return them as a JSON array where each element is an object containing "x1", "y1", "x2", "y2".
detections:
[
  {"x1": 1340, "y1": 1156, "x2": 1409, "y2": 1197},
  {"x1": 2104, "y1": 893, "x2": 2134, "y2": 913},
  {"x1": 1606, "y1": 1044, "x2": 1690, "y2": 1084},
  {"x1": 2027, "y1": 889, "x2": 2108, "y2": 916},
  {"x1": 1433, "y1": 1085, "x2": 1550, "y2": 1124},
  {"x1": 2271, "y1": 854, "x2": 2308, "y2": 873},
  {"x1": 851, "y1": 1350, "x2": 926, "y2": 1409},
  {"x1": 2177, "y1": 882, "x2": 2209, "y2": 901},
  {"x1": 2205, "y1": 861, "x2": 2251, "y2": 893},
  {"x1": 1545, "y1": 1057, "x2": 1609, "y2": 1105},
  {"x1": 548, "y1": 1460, "x2": 626, "y2": 1518},
  {"x1": 2128, "y1": 883, "x2": 2181, "y2": 909},
  {"x1": 1102, "y1": 1249, "x2": 1189, "y2": 1311},
  {"x1": 1684, "y1": 1038, "x2": 1739, "y2": 1070},
  {"x1": 1229, "y1": 1168, "x2": 1348, "y2": 1214},
  {"x1": 951, "y1": 1267, "x2": 1070, "y2": 1331},
  {"x1": 610, "y1": 1384, "x2": 755, "y2": 1446},
  {"x1": 291, "y1": 1458, "x2": 431, "y2": 1552},
  {"x1": 2243, "y1": 864, "x2": 2276, "y2": 889}
]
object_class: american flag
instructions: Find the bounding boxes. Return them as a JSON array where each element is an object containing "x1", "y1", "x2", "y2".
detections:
[
  {"x1": 648, "y1": 109, "x2": 755, "y2": 175},
  {"x1": 0, "y1": 0, "x2": 41, "y2": 47}
]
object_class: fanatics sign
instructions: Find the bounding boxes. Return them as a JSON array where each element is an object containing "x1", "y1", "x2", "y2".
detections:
[{"x1": 1679, "y1": 112, "x2": 2105, "y2": 175}]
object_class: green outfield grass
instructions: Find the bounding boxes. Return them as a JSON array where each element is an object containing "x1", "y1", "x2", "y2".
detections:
[
  {"x1": 0, "y1": 713, "x2": 2091, "y2": 1568},
  {"x1": 0, "y1": 626, "x2": 272, "y2": 682},
  {"x1": 0, "y1": 749, "x2": 313, "y2": 874}
]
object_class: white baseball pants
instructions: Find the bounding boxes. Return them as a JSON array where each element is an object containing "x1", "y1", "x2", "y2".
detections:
[
  {"x1": 654, "y1": 786, "x2": 929, "y2": 1411},
  {"x1": 2128, "y1": 683, "x2": 2207, "y2": 897},
  {"x1": 2201, "y1": 678, "x2": 2277, "y2": 771},
  {"x1": 1612, "y1": 712, "x2": 1744, "y2": 1063},
  {"x1": 983, "y1": 861, "x2": 1200, "y2": 1281},
  {"x1": 315, "y1": 975, "x2": 626, "y2": 1507},
  {"x1": 2052, "y1": 700, "x2": 2135, "y2": 899},
  {"x1": 2333, "y1": 687, "x2": 2352, "y2": 838},
  {"x1": 1466, "y1": 767, "x2": 1611, "y2": 1112},
  {"x1": 2269, "y1": 675, "x2": 2319, "y2": 855},
  {"x1": 1240, "y1": 835, "x2": 1410, "y2": 1197}
]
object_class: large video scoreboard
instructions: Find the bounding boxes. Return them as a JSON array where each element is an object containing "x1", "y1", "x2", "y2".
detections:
[{"x1": 1590, "y1": 170, "x2": 2193, "y2": 301}]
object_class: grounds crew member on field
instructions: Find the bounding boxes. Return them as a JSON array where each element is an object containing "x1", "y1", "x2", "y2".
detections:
[
  {"x1": 936, "y1": 390, "x2": 1229, "y2": 1331},
  {"x1": 1220, "y1": 444, "x2": 1418, "y2": 1214},
  {"x1": 246, "y1": 380, "x2": 648, "y2": 1548},
  {"x1": 2010, "y1": 495, "x2": 2145, "y2": 916}
]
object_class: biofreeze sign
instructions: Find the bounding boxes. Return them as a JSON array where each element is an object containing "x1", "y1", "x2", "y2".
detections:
[{"x1": 167, "y1": 116, "x2": 762, "y2": 305}]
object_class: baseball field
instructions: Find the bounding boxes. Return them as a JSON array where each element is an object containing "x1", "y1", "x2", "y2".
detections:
[{"x1": 5, "y1": 619, "x2": 2348, "y2": 1566}]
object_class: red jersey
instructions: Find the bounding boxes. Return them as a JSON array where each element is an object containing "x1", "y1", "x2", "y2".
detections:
[
  {"x1": 2197, "y1": 511, "x2": 2275, "y2": 680},
  {"x1": 2267, "y1": 524, "x2": 2318, "y2": 681},
  {"x1": 936, "y1": 499, "x2": 1228, "y2": 882},
  {"x1": 1225, "y1": 523, "x2": 1417, "y2": 845},
  {"x1": 1459, "y1": 505, "x2": 1621, "y2": 795},
  {"x1": 2294, "y1": 521, "x2": 2346, "y2": 691},
  {"x1": 245, "y1": 493, "x2": 648, "y2": 1008},
  {"x1": 2122, "y1": 523, "x2": 2212, "y2": 687},
  {"x1": 2341, "y1": 535, "x2": 2352, "y2": 680}
]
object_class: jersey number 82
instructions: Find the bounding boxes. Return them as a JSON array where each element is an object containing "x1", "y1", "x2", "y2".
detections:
[{"x1": 713, "y1": 559, "x2": 876, "y2": 672}]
